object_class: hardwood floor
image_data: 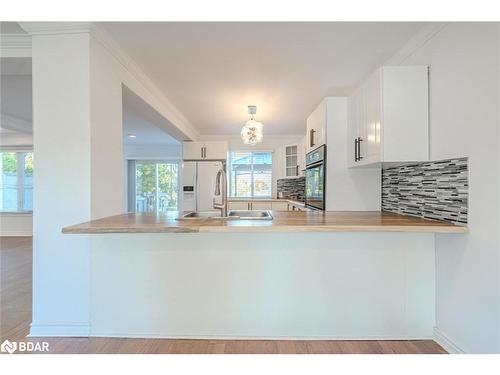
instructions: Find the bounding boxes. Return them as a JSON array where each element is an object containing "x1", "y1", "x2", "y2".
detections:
[{"x1": 0, "y1": 237, "x2": 447, "y2": 354}]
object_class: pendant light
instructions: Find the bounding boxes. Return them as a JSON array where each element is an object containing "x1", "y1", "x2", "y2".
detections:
[{"x1": 241, "y1": 105, "x2": 263, "y2": 145}]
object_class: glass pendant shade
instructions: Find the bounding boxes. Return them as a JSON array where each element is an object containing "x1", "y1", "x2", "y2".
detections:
[{"x1": 241, "y1": 119, "x2": 263, "y2": 145}]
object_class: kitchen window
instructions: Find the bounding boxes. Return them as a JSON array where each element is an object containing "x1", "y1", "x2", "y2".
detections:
[
  {"x1": 228, "y1": 151, "x2": 272, "y2": 198},
  {"x1": 0, "y1": 151, "x2": 33, "y2": 212},
  {"x1": 128, "y1": 160, "x2": 179, "y2": 213}
]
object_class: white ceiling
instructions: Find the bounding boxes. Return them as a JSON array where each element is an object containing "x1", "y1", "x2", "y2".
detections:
[
  {"x1": 123, "y1": 109, "x2": 181, "y2": 146},
  {"x1": 1, "y1": 57, "x2": 32, "y2": 135},
  {"x1": 122, "y1": 86, "x2": 181, "y2": 146},
  {"x1": 101, "y1": 22, "x2": 426, "y2": 135}
]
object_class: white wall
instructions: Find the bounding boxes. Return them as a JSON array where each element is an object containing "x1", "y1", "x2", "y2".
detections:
[
  {"x1": 387, "y1": 23, "x2": 500, "y2": 353},
  {"x1": 30, "y1": 33, "x2": 92, "y2": 334},
  {"x1": 199, "y1": 134, "x2": 304, "y2": 197},
  {"x1": 123, "y1": 143, "x2": 182, "y2": 160},
  {"x1": 28, "y1": 25, "x2": 195, "y2": 336},
  {"x1": 90, "y1": 232, "x2": 435, "y2": 339}
]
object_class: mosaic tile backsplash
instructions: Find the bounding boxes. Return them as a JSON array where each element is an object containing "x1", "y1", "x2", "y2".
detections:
[
  {"x1": 382, "y1": 158, "x2": 468, "y2": 225},
  {"x1": 277, "y1": 176, "x2": 305, "y2": 202}
]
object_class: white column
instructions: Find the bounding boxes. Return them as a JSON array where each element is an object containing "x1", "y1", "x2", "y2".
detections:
[{"x1": 22, "y1": 23, "x2": 124, "y2": 335}]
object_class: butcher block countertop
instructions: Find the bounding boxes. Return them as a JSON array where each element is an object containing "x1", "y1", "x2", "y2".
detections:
[{"x1": 62, "y1": 211, "x2": 468, "y2": 234}]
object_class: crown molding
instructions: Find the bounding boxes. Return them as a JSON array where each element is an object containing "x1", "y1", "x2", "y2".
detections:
[
  {"x1": 90, "y1": 24, "x2": 199, "y2": 141},
  {"x1": 385, "y1": 22, "x2": 448, "y2": 65},
  {"x1": 0, "y1": 34, "x2": 32, "y2": 57},
  {"x1": 18, "y1": 22, "x2": 91, "y2": 36},
  {"x1": 14, "y1": 22, "x2": 199, "y2": 141}
]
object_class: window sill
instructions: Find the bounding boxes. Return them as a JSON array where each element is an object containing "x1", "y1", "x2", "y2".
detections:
[{"x1": 0, "y1": 211, "x2": 33, "y2": 216}]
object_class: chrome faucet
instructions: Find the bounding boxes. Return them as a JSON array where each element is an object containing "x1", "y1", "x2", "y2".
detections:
[{"x1": 213, "y1": 168, "x2": 228, "y2": 217}]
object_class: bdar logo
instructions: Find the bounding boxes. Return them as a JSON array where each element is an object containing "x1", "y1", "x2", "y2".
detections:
[{"x1": 1, "y1": 339, "x2": 17, "y2": 354}]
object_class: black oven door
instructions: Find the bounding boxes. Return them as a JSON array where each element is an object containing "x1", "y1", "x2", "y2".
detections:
[{"x1": 305, "y1": 162, "x2": 325, "y2": 210}]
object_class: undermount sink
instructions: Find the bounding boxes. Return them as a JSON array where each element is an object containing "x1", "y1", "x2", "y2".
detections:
[
  {"x1": 228, "y1": 210, "x2": 273, "y2": 220},
  {"x1": 177, "y1": 210, "x2": 273, "y2": 221},
  {"x1": 178, "y1": 211, "x2": 226, "y2": 220}
]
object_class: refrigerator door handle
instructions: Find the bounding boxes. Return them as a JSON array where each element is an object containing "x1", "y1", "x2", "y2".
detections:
[{"x1": 195, "y1": 162, "x2": 198, "y2": 212}]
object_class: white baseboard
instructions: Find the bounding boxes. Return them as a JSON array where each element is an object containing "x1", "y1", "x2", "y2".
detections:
[
  {"x1": 89, "y1": 331, "x2": 433, "y2": 340},
  {"x1": 0, "y1": 231, "x2": 32, "y2": 237},
  {"x1": 29, "y1": 322, "x2": 90, "y2": 337},
  {"x1": 433, "y1": 327, "x2": 465, "y2": 354}
]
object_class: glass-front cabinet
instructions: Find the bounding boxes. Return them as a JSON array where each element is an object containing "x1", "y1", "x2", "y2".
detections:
[{"x1": 284, "y1": 144, "x2": 298, "y2": 177}]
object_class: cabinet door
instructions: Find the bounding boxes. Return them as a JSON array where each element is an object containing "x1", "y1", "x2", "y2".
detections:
[
  {"x1": 363, "y1": 70, "x2": 382, "y2": 164},
  {"x1": 348, "y1": 89, "x2": 365, "y2": 166},
  {"x1": 297, "y1": 135, "x2": 307, "y2": 175},
  {"x1": 183, "y1": 142, "x2": 204, "y2": 160},
  {"x1": 204, "y1": 142, "x2": 228, "y2": 160},
  {"x1": 272, "y1": 201, "x2": 289, "y2": 211},
  {"x1": 347, "y1": 94, "x2": 358, "y2": 167},
  {"x1": 284, "y1": 144, "x2": 299, "y2": 177},
  {"x1": 306, "y1": 100, "x2": 326, "y2": 153},
  {"x1": 228, "y1": 201, "x2": 249, "y2": 210},
  {"x1": 251, "y1": 201, "x2": 272, "y2": 210}
]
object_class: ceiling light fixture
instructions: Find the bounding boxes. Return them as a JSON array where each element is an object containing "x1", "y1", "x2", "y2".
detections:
[
  {"x1": 241, "y1": 105, "x2": 263, "y2": 146},
  {"x1": 127, "y1": 134, "x2": 137, "y2": 139}
]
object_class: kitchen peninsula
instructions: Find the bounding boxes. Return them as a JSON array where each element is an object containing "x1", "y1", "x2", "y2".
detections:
[{"x1": 62, "y1": 211, "x2": 466, "y2": 340}]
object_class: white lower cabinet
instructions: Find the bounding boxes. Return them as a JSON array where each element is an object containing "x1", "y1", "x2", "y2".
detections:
[
  {"x1": 251, "y1": 201, "x2": 272, "y2": 210},
  {"x1": 271, "y1": 202, "x2": 289, "y2": 211},
  {"x1": 228, "y1": 200, "x2": 287, "y2": 211},
  {"x1": 228, "y1": 201, "x2": 250, "y2": 210}
]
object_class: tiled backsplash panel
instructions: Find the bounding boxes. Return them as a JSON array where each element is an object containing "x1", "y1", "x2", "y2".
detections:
[
  {"x1": 382, "y1": 158, "x2": 468, "y2": 224},
  {"x1": 277, "y1": 177, "x2": 305, "y2": 202}
]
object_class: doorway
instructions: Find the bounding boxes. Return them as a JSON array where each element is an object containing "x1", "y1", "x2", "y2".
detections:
[{"x1": 128, "y1": 160, "x2": 179, "y2": 213}]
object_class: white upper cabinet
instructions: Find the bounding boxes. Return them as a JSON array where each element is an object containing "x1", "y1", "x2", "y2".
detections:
[
  {"x1": 348, "y1": 66, "x2": 429, "y2": 167},
  {"x1": 306, "y1": 100, "x2": 326, "y2": 153},
  {"x1": 183, "y1": 141, "x2": 228, "y2": 160},
  {"x1": 298, "y1": 135, "x2": 307, "y2": 175},
  {"x1": 284, "y1": 144, "x2": 299, "y2": 177}
]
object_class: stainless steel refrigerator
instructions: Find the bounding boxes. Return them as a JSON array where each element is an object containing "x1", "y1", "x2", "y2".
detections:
[{"x1": 180, "y1": 161, "x2": 223, "y2": 212}]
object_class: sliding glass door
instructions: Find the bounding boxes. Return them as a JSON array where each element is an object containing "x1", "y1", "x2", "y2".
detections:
[{"x1": 131, "y1": 160, "x2": 179, "y2": 214}]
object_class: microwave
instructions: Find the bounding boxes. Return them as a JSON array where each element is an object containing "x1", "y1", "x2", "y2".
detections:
[{"x1": 305, "y1": 145, "x2": 326, "y2": 210}]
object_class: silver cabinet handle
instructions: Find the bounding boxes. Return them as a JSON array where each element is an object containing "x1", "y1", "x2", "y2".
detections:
[
  {"x1": 310, "y1": 129, "x2": 316, "y2": 147},
  {"x1": 354, "y1": 138, "x2": 358, "y2": 161},
  {"x1": 357, "y1": 137, "x2": 363, "y2": 161}
]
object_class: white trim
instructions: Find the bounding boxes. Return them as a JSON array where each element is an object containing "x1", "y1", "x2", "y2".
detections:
[
  {"x1": 0, "y1": 146, "x2": 33, "y2": 152},
  {"x1": 433, "y1": 327, "x2": 465, "y2": 354},
  {"x1": 89, "y1": 24, "x2": 199, "y2": 141},
  {"x1": 0, "y1": 33, "x2": 32, "y2": 57},
  {"x1": 89, "y1": 332, "x2": 434, "y2": 340},
  {"x1": 125, "y1": 156, "x2": 182, "y2": 161},
  {"x1": 385, "y1": 23, "x2": 448, "y2": 65},
  {"x1": 17, "y1": 22, "x2": 199, "y2": 141},
  {"x1": 0, "y1": 231, "x2": 32, "y2": 237},
  {"x1": 18, "y1": 22, "x2": 91, "y2": 36},
  {"x1": 1, "y1": 113, "x2": 32, "y2": 134},
  {"x1": 0, "y1": 211, "x2": 32, "y2": 216},
  {"x1": 29, "y1": 322, "x2": 90, "y2": 337}
]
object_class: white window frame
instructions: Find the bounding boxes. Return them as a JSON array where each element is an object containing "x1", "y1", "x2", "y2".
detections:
[
  {"x1": 228, "y1": 150, "x2": 273, "y2": 199},
  {"x1": 0, "y1": 148, "x2": 33, "y2": 213}
]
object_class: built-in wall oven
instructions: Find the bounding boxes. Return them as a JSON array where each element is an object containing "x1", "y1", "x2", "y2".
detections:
[{"x1": 305, "y1": 145, "x2": 326, "y2": 210}]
